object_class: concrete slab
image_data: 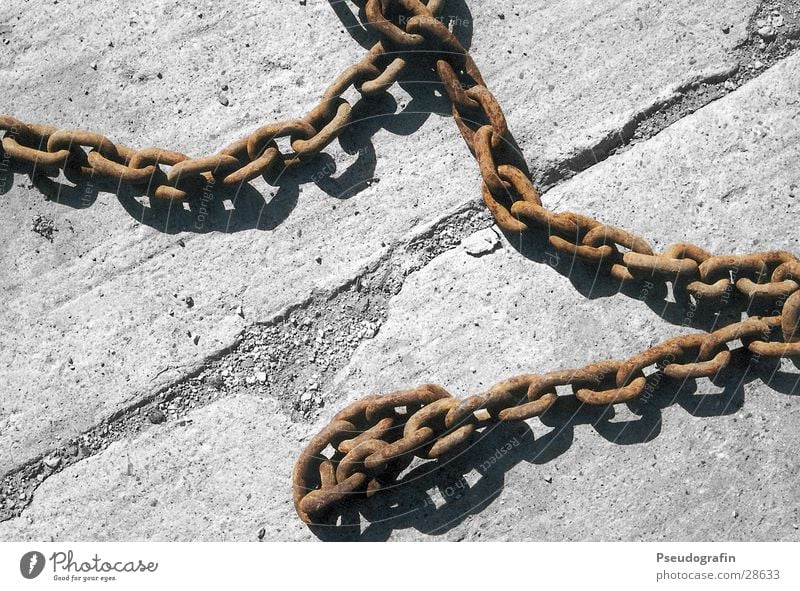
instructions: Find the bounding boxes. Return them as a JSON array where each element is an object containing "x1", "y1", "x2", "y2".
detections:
[
  {"x1": 0, "y1": 0, "x2": 762, "y2": 475},
  {"x1": 3, "y1": 44, "x2": 798, "y2": 542},
  {"x1": 0, "y1": 394, "x2": 313, "y2": 542},
  {"x1": 469, "y1": 0, "x2": 758, "y2": 178}
]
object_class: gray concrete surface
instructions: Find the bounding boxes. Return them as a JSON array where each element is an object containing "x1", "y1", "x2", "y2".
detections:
[{"x1": 1, "y1": 0, "x2": 799, "y2": 541}]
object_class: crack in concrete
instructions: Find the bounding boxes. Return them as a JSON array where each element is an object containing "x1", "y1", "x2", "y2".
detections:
[
  {"x1": 3, "y1": 0, "x2": 799, "y2": 525},
  {"x1": 539, "y1": 0, "x2": 800, "y2": 190}
]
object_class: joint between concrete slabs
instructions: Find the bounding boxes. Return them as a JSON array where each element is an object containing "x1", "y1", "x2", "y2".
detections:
[{"x1": 538, "y1": 0, "x2": 800, "y2": 190}]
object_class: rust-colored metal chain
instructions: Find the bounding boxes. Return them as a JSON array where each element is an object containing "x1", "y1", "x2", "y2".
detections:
[
  {"x1": 294, "y1": 297, "x2": 800, "y2": 524},
  {"x1": 359, "y1": 0, "x2": 800, "y2": 304},
  {"x1": 291, "y1": 0, "x2": 800, "y2": 524},
  {"x1": 0, "y1": 1, "x2": 445, "y2": 200},
  {"x1": 2, "y1": 1, "x2": 798, "y2": 525}
]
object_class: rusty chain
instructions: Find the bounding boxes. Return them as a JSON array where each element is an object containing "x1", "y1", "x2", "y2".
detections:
[
  {"x1": 1, "y1": 1, "x2": 798, "y2": 525},
  {"x1": 0, "y1": 0, "x2": 445, "y2": 201},
  {"x1": 293, "y1": 300, "x2": 800, "y2": 524},
  {"x1": 290, "y1": 0, "x2": 800, "y2": 524}
]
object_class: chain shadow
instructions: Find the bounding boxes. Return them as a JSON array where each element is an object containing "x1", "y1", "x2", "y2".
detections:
[
  {"x1": 308, "y1": 350, "x2": 799, "y2": 541},
  {"x1": 0, "y1": 168, "x2": 16, "y2": 196},
  {"x1": 327, "y1": 0, "x2": 376, "y2": 49}
]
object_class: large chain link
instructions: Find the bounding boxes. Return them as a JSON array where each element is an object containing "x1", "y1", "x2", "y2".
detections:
[{"x1": 1, "y1": 1, "x2": 797, "y2": 525}]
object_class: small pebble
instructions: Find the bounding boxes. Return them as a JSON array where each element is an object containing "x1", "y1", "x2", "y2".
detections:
[
  {"x1": 218, "y1": 93, "x2": 230, "y2": 107},
  {"x1": 148, "y1": 409, "x2": 166, "y2": 425},
  {"x1": 258, "y1": 528, "x2": 266, "y2": 541},
  {"x1": 462, "y1": 228, "x2": 500, "y2": 257},
  {"x1": 757, "y1": 25, "x2": 776, "y2": 41},
  {"x1": 43, "y1": 456, "x2": 61, "y2": 469},
  {"x1": 206, "y1": 375, "x2": 224, "y2": 389}
]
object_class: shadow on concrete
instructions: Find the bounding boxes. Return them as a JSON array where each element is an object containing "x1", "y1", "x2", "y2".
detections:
[{"x1": 307, "y1": 349, "x2": 798, "y2": 541}]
